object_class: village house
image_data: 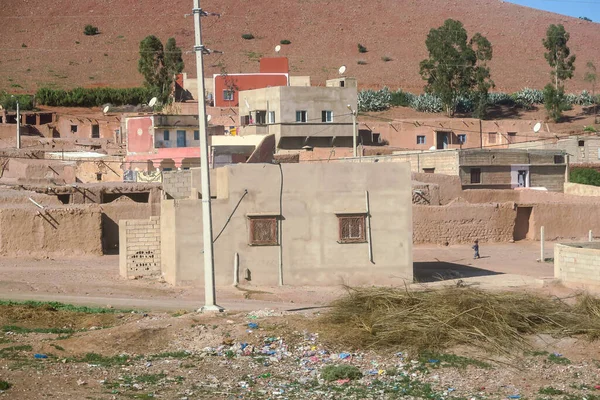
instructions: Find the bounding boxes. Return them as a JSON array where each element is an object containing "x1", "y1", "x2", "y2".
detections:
[
  {"x1": 237, "y1": 80, "x2": 358, "y2": 152},
  {"x1": 119, "y1": 162, "x2": 413, "y2": 286}
]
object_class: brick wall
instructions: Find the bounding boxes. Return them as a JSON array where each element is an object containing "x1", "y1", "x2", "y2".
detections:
[
  {"x1": 118, "y1": 216, "x2": 161, "y2": 279},
  {"x1": 530, "y1": 165, "x2": 565, "y2": 192},
  {"x1": 554, "y1": 243, "x2": 600, "y2": 285},
  {"x1": 162, "y1": 170, "x2": 192, "y2": 199},
  {"x1": 413, "y1": 202, "x2": 516, "y2": 244}
]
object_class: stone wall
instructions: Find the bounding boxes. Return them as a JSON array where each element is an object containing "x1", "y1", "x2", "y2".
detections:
[
  {"x1": 554, "y1": 243, "x2": 600, "y2": 286},
  {"x1": 118, "y1": 216, "x2": 161, "y2": 279},
  {"x1": 413, "y1": 201, "x2": 516, "y2": 244}
]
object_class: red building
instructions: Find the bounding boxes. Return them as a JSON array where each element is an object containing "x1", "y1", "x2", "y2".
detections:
[{"x1": 213, "y1": 57, "x2": 290, "y2": 107}]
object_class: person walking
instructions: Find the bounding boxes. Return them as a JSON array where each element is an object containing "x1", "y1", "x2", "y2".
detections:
[{"x1": 472, "y1": 240, "x2": 480, "y2": 259}]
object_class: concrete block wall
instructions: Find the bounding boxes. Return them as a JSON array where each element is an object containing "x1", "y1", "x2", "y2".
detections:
[
  {"x1": 162, "y1": 170, "x2": 192, "y2": 199},
  {"x1": 554, "y1": 243, "x2": 600, "y2": 285},
  {"x1": 530, "y1": 165, "x2": 565, "y2": 192},
  {"x1": 119, "y1": 216, "x2": 161, "y2": 279}
]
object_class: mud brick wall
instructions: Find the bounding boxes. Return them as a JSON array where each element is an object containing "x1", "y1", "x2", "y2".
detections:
[
  {"x1": 162, "y1": 170, "x2": 192, "y2": 199},
  {"x1": 413, "y1": 201, "x2": 516, "y2": 244},
  {"x1": 554, "y1": 243, "x2": 600, "y2": 286},
  {"x1": 119, "y1": 216, "x2": 161, "y2": 278}
]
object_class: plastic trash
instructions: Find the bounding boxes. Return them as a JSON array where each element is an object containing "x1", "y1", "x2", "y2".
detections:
[
  {"x1": 34, "y1": 354, "x2": 48, "y2": 359},
  {"x1": 339, "y1": 352, "x2": 351, "y2": 359},
  {"x1": 507, "y1": 396, "x2": 521, "y2": 399},
  {"x1": 248, "y1": 322, "x2": 259, "y2": 329},
  {"x1": 428, "y1": 359, "x2": 440, "y2": 364}
]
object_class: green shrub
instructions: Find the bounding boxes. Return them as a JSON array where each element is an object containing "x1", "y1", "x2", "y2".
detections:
[
  {"x1": 0, "y1": 380, "x2": 11, "y2": 390},
  {"x1": 35, "y1": 87, "x2": 156, "y2": 107},
  {"x1": 241, "y1": 33, "x2": 255, "y2": 40},
  {"x1": 381, "y1": 56, "x2": 392, "y2": 62},
  {"x1": 357, "y1": 60, "x2": 367, "y2": 65},
  {"x1": 357, "y1": 43, "x2": 368, "y2": 53},
  {"x1": 321, "y1": 365, "x2": 362, "y2": 381},
  {"x1": 513, "y1": 87, "x2": 544, "y2": 107},
  {"x1": 84, "y1": 25, "x2": 99, "y2": 36},
  {"x1": 280, "y1": 39, "x2": 291, "y2": 45},
  {"x1": 570, "y1": 168, "x2": 600, "y2": 187},
  {"x1": 0, "y1": 92, "x2": 34, "y2": 111},
  {"x1": 584, "y1": 125, "x2": 597, "y2": 133},
  {"x1": 390, "y1": 89, "x2": 415, "y2": 107},
  {"x1": 487, "y1": 92, "x2": 515, "y2": 106}
]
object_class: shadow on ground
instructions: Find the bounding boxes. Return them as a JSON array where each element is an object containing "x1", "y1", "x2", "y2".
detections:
[{"x1": 414, "y1": 261, "x2": 503, "y2": 283}]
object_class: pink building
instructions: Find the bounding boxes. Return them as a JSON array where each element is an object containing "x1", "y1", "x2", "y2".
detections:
[{"x1": 123, "y1": 114, "x2": 224, "y2": 172}]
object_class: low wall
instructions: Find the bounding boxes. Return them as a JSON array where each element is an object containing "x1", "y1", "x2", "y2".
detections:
[
  {"x1": 564, "y1": 182, "x2": 600, "y2": 197},
  {"x1": 530, "y1": 203, "x2": 600, "y2": 241},
  {"x1": 554, "y1": 242, "x2": 600, "y2": 286},
  {"x1": 101, "y1": 198, "x2": 154, "y2": 252},
  {"x1": 413, "y1": 201, "x2": 516, "y2": 244},
  {"x1": 0, "y1": 206, "x2": 102, "y2": 256},
  {"x1": 118, "y1": 216, "x2": 161, "y2": 279},
  {"x1": 412, "y1": 173, "x2": 462, "y2": 205}
]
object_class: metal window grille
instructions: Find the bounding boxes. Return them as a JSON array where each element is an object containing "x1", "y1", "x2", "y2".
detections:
[
  {"x1": 338, "y1": 215, "x2": 366, "y2": 243},
  {"x1": 249, "y1": 217, "x2": 278, "y2": 245}
]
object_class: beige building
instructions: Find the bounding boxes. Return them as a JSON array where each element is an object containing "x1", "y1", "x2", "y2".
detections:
[
  {"x1": 121, "y1": 162, "x2": 413, "y2": 287},
  {"x1": 237, "y1": 85, "x2": 358, "y2": 151}
]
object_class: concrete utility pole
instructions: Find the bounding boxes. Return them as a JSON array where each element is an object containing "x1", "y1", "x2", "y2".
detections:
[
  {"x1": 192, "y1": 0, "x2": 222, "y2": 312},
  {"x1": 540, "y1": 226, "x2": 545, "y2": 262},
  {"x1": 16, "y1": 100, "x2": 20, "y2": 149},
  {"x1": 348, "y1": 105, "x2": 357, "y2": 158}
]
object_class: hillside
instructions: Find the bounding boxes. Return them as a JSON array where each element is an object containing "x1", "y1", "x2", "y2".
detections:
[{"x1": 1, "y1": 0, "x2": 600, "y2": 94}]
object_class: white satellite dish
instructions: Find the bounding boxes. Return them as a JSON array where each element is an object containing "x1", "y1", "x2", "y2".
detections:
[
  {"x1": 207, "y1": 115, "x2": 212, "y2": 122},
  {"x1": 275, "y1": 45, "x2": 281, "y2": 54},
  {"x1": 429, "y1": 146, "x2": 436, "y2": 151},
  {"x1": 338, "y1": 65, "x2": 347, "y2": 75},
  {"x1": 102, "y1": 105, "x2": 110, "y2": 114},
  {"x1": 533, "y1": 122, "x2": 542, "y2": 133},
  {"x1": 148, "y1": 97, "x2": 157, "y2": 107}
]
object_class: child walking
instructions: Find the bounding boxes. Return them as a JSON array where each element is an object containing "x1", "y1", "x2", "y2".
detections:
[{"x1": 472, "y1": 240, "x2": 480, "y2": 259}]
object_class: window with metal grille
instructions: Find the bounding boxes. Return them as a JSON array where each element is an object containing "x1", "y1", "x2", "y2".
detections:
[
  {"x1": 337, "y1": 214, "x2": 366, "y2": 243},
  {"x1": 248, "y1": 217, "x2": 278, "y2": 246},
  {"x1": 223, "y1": 90, "x2": 234, "y2": 101},
  {"x1": 457, "y1": 134, "x2": 466, "y2": 144},
  {"x1": 417, "y1": 135, "x2": 425, "y2": 144}
]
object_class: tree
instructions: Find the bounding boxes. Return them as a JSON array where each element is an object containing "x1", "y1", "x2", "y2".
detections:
[
  {"x1": 542, "y1": 24, "x2": 576, "y2": 122},
  {"x1": 579, "y1": 16, "x2": 592, "y2": 22},
  {"x1": 584, "y1": 61, "x2": 597, "y2": 122},
  {"x1": 543, "y1": 24, "x2": 576, "y2": 90},
  {"x1": 419, "y1": 19, "x2": 494, "y2": 117},
  {"x1": 138, "y1": 35, "x2": 184, "y2": 103}
]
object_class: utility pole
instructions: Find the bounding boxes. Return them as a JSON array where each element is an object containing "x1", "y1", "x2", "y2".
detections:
[
  {"x1": 16, "y1": 99, "x2": 20, "y2": 149},
  {"x1": 192, "y1": 0, "x2": 222, "y2": 312},
  {"x1": 348, "y1": 105, "x2": 357, "y2": 158}
]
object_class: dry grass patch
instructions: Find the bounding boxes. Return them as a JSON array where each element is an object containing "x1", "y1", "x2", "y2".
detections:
[{"x1": 320, "y1": 286, "x2": 600, "y2": 354}]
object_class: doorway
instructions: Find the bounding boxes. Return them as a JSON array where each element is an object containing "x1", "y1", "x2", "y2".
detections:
[
  {"x1": 513, "y1": 206, "x2": 533, "y2": 241},
  {"x1": 176, "y1": 130, "x2": 187, "y2": 147},
  {"x1": 436, "y1": 131, "x2": 449, "y2": 149}
]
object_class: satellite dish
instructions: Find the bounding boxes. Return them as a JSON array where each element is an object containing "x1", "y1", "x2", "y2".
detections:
[
  {"x1": 207, "y1": 115, "x2": 212, "y2": 122},
  {"x1": 533, "y1": 122, "x2": 542, "y2": 133},
  {"x1": 338, "y1": 65, "x2": 347, "y2": 75},
  {"x1": 275, "y1": 45, "x2": 281, "y2": 53},
  {"x1": 429, "y1": 146, "x2": 436, "y2": 151},
  {"x1": 102, "y1": 106, "x2": 110, "y2": 114},
  {"x1": 148, "y1": 97, "x2": 157, "y2": 107}
]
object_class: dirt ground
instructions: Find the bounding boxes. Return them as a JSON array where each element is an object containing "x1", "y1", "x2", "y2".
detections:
[
  {"x1": 0, "y1": 241, "x2": 562, "y2": 313},
  {"x1": 2, "y1": 241, "x2": 600, "y2": 399}
]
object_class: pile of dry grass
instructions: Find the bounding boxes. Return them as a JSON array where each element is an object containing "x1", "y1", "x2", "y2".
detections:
[{"x1": 322, "y1": 286, "x2": 600, "y2": 353}]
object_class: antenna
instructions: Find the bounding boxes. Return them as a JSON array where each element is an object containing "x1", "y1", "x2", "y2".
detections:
[
  {"x1": 102, "y1": 106, "x2": 110, "y2": 114},
  {"x1": 533, "y1": 122, "x2": 542, "y2": 133},
  {"x1": 338, "y1": 65, "x2": 347, "y2": 75},
  {"x1": 148, "y1": 97, "x2": 157, "y2": 107},
  {"x1": 275, "y1": 45, "x2": 281, "y2": 54}
]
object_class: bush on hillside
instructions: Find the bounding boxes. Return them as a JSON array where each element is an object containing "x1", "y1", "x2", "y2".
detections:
[
  {"x1": 280, "y1": 39, "x2": 291, "y2": 45},
  {"x1": 0, "y1": 92, "x2": 34, "y2": 111},
  {"x1": 357, "y1": 87, "x2": 391, "y2": 112},
  {"x1": 241, "y1": 33, "x2": 255, "y2": 40},
  {"x1": 84, "y1": 25, "x2": 99, "y2": 36}
]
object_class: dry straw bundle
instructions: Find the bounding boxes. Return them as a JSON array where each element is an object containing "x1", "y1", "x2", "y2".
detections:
[{"x1": 324, "y1": 286, "x2": 600, "y2": 353}]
